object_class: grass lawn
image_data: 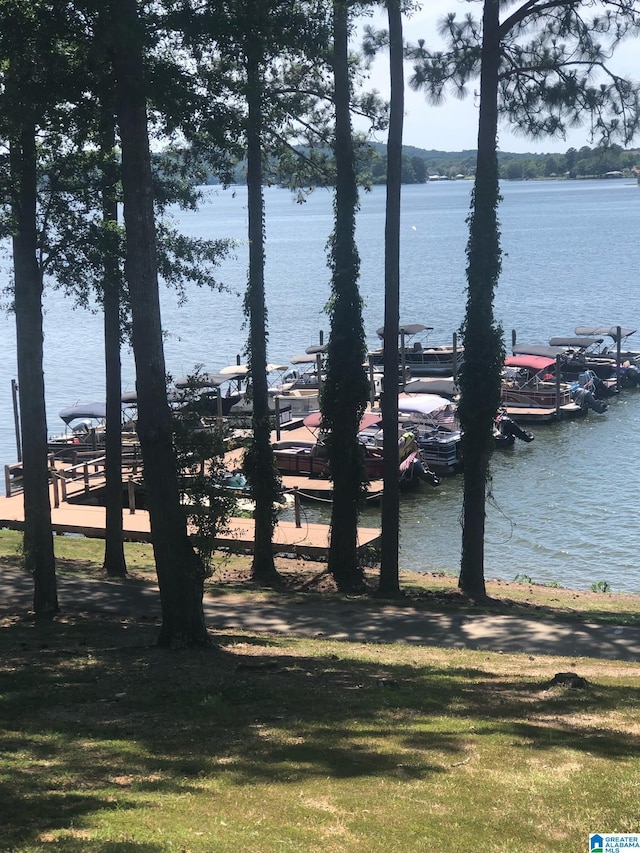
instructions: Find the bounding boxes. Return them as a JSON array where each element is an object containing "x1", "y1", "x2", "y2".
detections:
[{"x1": 1, "y1": 530, "x2": 639, "y2": 851}]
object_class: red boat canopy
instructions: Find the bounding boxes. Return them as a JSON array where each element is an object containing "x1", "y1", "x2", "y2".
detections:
[
  {"x1": 504, "y1": 355, "x2": 556, "y2": 372},
  {"x1": 303, "y1": 410, "x2": 383, "y2": 432}
]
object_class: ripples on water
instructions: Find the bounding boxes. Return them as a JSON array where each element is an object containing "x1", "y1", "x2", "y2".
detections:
[{"x1": 1, "y1": 179, "x2": 639, "y2": 592}]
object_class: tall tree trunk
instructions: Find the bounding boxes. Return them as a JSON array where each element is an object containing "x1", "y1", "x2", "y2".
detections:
[
  {"x1": 458, "y1": 0, "x2": 503, "y2": 600},
  {"x1": 378, "y1": 0, "x2": 404, "y2": 597},
  {"x1": 324, "y1": 0, "x2": 370, "y2": 592},
  {"x1": 9, "y1": 92, "x2": 58, "y2": 617},
  {"x1": 244, "y1": 28, "x2": 280, "y2": 583},
  {"x1": 108, "y1": 0, "x2": 207, "y2": 646},
  {"x1": 99, "y1": 87, "x2": 127, "y2": 579}
]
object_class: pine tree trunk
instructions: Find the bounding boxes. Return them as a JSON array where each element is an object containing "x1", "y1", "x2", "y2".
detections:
[
  {"x1": 378, "y1": 0, "x2": 404, "y2": 597},
  {"x1": 458, "y1": 0, "x2": 503, "y2": 600},
  {"x1": 245, "y1": 34, "x2": 279, "y2": 583},
  {"x1": 10, "y1": 103, "x2": 58, "y2": 617},
  {"x1": 109, "y1": 0, "x2": 207, "y2": 646},
  {"x1": 99, "y1": 94, "x2": 127, "y2": 579}
]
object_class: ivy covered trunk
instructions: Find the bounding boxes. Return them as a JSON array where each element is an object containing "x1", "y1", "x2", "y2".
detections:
[
  {"x1": 324, "y1": 0, "x2": 370, "y2": 592},
  {"x1": 458, "y1": 0, "x2": 505, "y2": 600},
  {"x1": 244, "y1": 25, "x2": 280, "y2": 583},
  {"x1": 109, "y1": 0, "x2": 207, "y2": 646}
]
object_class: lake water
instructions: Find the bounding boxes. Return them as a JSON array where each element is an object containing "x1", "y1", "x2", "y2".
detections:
[{"x1": 1, "y1": 178, "x2": 639, "y2": 592}]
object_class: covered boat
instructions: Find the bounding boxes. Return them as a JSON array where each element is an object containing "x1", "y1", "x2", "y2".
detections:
[
  {"x1": 396, "y1": 394, "x2": 462, "y2": 475},
  {"x1": 49, "y1": 401, "x2": 136, "y2": 459},
  {"x1": 58, "y1": 401, "x2": 107, "y2": 428},
  {"x1": 271, "y1": 410, "x2": 439, "y2": 487},
  {"x1": 368, "y1": 323, "x2": 462, "y2": 378},
  {"x1": 502, "y1": 354, "x2": 605, "y2": 420},
  {"x1": 171, "y1": 371, "x2": 243, "y2": 417},
  {"x1": 513, "y1": 340, "x2": 621, "y2": 392},
  {"x1": 574, "y1": 325, "x2": 640, "y2": 364},
  {"x1": 571, "y1": 326, "x2": 640, "y2": 385}
]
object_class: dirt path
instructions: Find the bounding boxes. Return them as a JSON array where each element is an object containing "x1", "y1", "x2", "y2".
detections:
[{"x1": 1, "y1": 567, "x2": 638, "y2": 662}]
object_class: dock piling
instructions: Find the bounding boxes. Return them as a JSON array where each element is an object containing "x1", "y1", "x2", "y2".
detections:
[
  {"x1": 128, "y1": 476, "x2": 136, "y2": 514},
  {"x1": 293, "y1": 487, "x2": 301, "y2": 528}
]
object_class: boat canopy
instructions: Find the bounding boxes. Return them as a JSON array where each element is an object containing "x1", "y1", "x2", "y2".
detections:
[
  {"x1": 174, "y1": 372, "x2": 228, "y2": 388},
  {"x1": 305, "y1": 344, "x2": 327, "y2": 355},
  {"x1": 376, "y1": 323, "x2": 432, "y2": 339},
  {"x1": 403, "y1": 377, "x2": 458, "y2": 398},
  {"x1": 512, "y1": 344, "x2": 564, "y2": 359},
  {"x1": 58, "y1": 402, "x2": 107, "y2": 424},
  {"x1": 122, "y1": 388, "x2": 199, "y2": 404},
  {"x1": 290, "y1": 353, "x2": 319, "y2": 365},
  {"x1": 575, "y1": 325, "x2": 636, "y2": 341},
  {"x1": 548, "y1": 336, "x2": 603, "y2": 348},
  {"x1": 398, "y1": 394, "x2": 452, "y2": 417},
  {"x1": 219, "y1": 364, "x2": 250, "y2": 377},
  {"x1": 303, "y1": 410, "x2": 382, "y2": 432},
  {"x1": 217, "y1": 363, "x2": 288, "y2": 375},
  {"x1": 504, "y1": 355, "x2": 556, "y2": 372}
]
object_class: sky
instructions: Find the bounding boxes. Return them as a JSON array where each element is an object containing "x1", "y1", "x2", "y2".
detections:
[{"x1": 361, "y1": 1, "x2": 639, "y2": 155}]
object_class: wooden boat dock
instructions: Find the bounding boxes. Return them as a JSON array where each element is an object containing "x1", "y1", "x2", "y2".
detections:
[
  {"x1": 1, "y1": 416, "x2": 384, "y2": 559},
  {"x1": 226, "y1": 422, "x2": 385, "y2": 503},
  {"x1": 1, "y1": 459, "x2": 381, "y2": 560},
  {"x1": 503, "y1": 402, "x2": 587, "y2": 423},
  {"x1": 277, "y1": 474, "x2": 383, "y2": 503}
]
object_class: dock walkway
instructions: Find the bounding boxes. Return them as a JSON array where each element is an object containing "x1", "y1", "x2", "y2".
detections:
[{"x1": 0, "y1": 490, "x2": 381, "y2": 560}]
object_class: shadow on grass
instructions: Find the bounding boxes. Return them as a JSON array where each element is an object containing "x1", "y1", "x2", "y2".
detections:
[
  {"x1": 372, "y1": 586, "x2": 640, "y2": 628},
  {"x1": 0, "y1": 613, "x2": 638, "y2": 849},
  {"x1": 204, "y1": 577, "x2": 640, "y2": 631},
  {"x1": 44, "y1": 846, "x2": 162, "y2": 853}
]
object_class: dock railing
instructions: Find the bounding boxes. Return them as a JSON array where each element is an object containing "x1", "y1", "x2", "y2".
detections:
[
  {"x1": 3, "y1": 445, "x2": 142, "y2": 503},
  {"x1": 48, "y1": 448, "x2": 142, "y2": 508},
  {"x1": 49, "y1": 454, "x2": 106, "y2": 507},
  {"x1": 4, "y1": 462, "x2": 23, "y2": 498}
]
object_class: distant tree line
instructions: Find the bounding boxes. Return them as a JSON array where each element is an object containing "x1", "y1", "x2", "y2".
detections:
[
  {"x1": 207, "y1": 141, "x2": 640, "y2": 186},
  {"x1": 367, "y1": 143, "x2": 640, "y2": 182},
  {"x1": 499, "y1": 144, "x2": 640, "y2": 180}
]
